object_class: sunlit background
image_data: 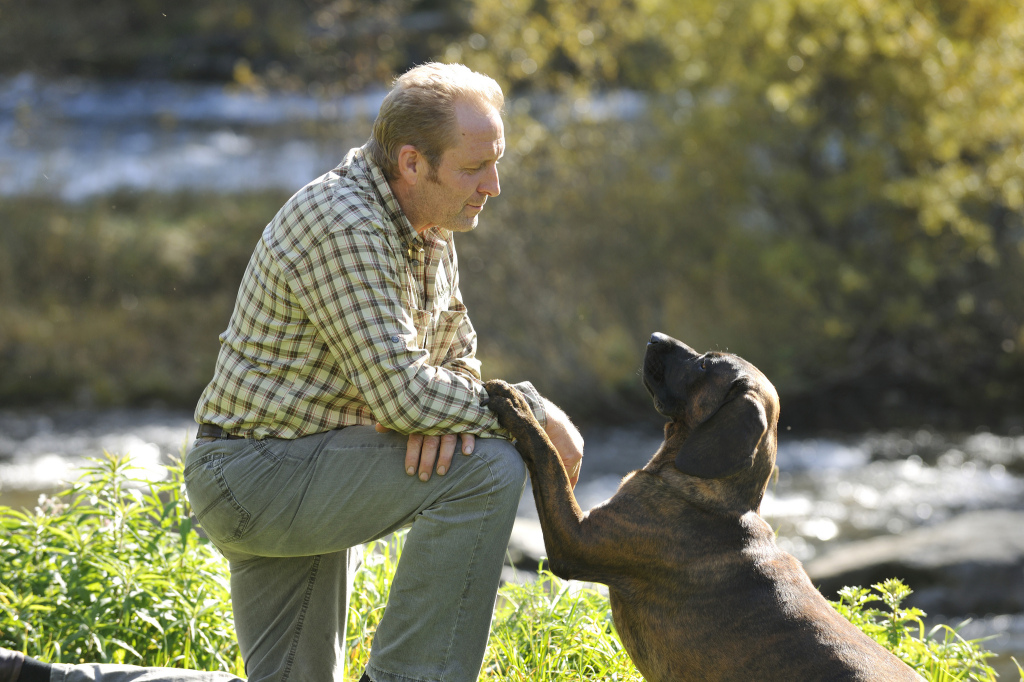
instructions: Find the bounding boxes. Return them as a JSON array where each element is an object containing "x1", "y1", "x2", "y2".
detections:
[{"x1": 1, "y1": 0, "x2": 1023, "y2": 674}]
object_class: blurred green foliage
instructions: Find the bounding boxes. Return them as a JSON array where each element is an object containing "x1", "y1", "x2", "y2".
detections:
[
  {"x1": 0, "y1": 0, "x2": 465, "y2": 90},
  {"x1": 1, "y1": 0, "x2": 1023, "y2": 430},
  {"x1": 0, "y1": 193, "x2": 286, "y2": 407},
  {"x1": 451, "y1": 0, "x2": 1024, "y2": 428}
]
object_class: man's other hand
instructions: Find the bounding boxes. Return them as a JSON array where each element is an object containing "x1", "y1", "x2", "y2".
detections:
[
  {"x1": 540, "y1": 399, "x2": 584, "y2": 489},
  {"x1": 375, "y1": 423, "x2": 476, "y2": 481}
]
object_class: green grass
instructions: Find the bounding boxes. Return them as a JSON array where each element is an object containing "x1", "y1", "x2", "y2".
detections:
[
  {"x1": 483, "y1": 571, "x2": 641, "y2": 681},
  {"x1": 0, "y1": 454, "x2": 1018, "y2": 680}
]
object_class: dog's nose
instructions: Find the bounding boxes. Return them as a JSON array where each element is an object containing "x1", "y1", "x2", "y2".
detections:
[
  {"x1": 649, "y1": 332, "x2": 672, "y2": 346},
  {"x1": 648, "y1": 332, "x2": 700, "y2": 358}
]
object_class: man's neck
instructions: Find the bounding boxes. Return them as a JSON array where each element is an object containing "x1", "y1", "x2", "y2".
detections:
[{"x1": 388, "y1": 178, "x2": 434, "y2": 235}]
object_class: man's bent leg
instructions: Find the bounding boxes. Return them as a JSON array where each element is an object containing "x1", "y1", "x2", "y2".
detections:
[
  {"x1": 185, "y1": 439, "x2": 357, "y2": 682},
  {"x1": 0, "y1": 649, "x2": 242, "y2": 682},
  {"x1": 226, "y1": 547, "x2": 361, "y2": 682},
  {"x1": 364, "y1": 437, "x2": 526, "y2": 682}
]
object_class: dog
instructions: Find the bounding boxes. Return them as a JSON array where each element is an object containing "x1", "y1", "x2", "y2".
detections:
[{"x1": 485, "y1": 332, "x2": 923, "y2": 681}]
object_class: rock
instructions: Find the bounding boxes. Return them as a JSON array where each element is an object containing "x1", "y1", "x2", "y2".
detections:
[{"x1": 805, "y1": 509, "x2": 1024, "y2": 617}]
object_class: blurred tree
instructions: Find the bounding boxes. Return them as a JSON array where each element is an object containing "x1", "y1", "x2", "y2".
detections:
[
  {"x1": 451, "y1": 0, "x2": 1024, "y2": 428},
  {"x1": 0, "y1": 0, "x2": 471, "y2": 90}
]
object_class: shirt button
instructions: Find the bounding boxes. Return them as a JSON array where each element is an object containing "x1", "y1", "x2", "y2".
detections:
[{"x1": 391, "y1": 336, "x2": 401, "y2": 343}]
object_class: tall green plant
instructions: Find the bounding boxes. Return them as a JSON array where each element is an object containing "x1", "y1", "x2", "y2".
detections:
[
  {"x1": 483, "y1": 569, "x2": 640, "y2": 680},
  {"x1": 0, "y1": 454, "x2": 242, "y2": 671},
  {"x1": 831, "y1": 578, "x2": 1002, "y2": 681}
]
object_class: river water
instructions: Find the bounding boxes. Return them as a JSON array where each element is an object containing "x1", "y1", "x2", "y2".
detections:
[
  {"x1": 4, "y1": 407, "x2": 1022, "y2": 563},
  {"x1": 1, "y1": 406, "x2": 1021, "y2": 564},
  {"x1": 0, "y1": 73, "x2": 381, "y2": 200},
  {"x1": 0, "y1": 73, "x2": 642, "y2": 200}
]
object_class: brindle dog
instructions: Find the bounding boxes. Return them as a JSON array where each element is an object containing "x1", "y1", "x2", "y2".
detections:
[{"x1": 485, "y1": 332, "x2": 922, "y2": 682}]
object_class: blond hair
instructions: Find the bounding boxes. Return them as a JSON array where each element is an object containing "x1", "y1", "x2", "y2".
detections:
[{"x1": 366, "y1": 63, "x2": 504, "y2": 180}]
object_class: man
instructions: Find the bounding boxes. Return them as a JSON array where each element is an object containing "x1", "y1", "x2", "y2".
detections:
[
  {"x1": 186, "y1": 59, "x2": 585, "y2": 682},
  {"x1": 0, "y1": 62, "x2": 583, "y2": 682}
]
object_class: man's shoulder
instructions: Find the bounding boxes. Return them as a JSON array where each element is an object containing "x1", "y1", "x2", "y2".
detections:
[
  {"x1": 265, "y1": 156, "x2": 390, "y2": 260},
  {"x1": 299, "y1": 170, "x2": 384, "y2": 230},
  {"x1": 323, "y1": 169, "x2": 388, "y2": 230},
  {"x1": 292, "y1": 154, "x2": 387, "y2": 231}
]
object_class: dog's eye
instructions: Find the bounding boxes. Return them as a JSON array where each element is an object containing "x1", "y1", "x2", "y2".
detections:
[{"x1": 700, "y1": 358, "x2": 707, "y2": 370}]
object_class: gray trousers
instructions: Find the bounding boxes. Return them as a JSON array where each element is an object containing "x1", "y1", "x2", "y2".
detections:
[{"x1": 50, "y1": 426, "x2": 526, "y2": 682}]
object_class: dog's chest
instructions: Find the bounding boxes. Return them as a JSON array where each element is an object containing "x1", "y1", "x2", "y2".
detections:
[
  {"x1": 605, "y1": 554, "x2": 777, "y2": 682},
  {"x1": 608, "y1": 585, "x2": 686, "y2": 682}
]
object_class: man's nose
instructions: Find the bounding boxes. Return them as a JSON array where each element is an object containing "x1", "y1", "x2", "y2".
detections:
[{"x1": 480, "y1": 164, "x2": 500, "y2": 197}]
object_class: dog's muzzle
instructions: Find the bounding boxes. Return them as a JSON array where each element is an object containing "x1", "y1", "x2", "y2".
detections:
[{"x1": 644, "y1": 332, "x2": 677, "y2": 385}]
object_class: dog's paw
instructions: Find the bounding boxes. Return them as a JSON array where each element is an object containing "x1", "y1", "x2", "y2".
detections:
[{"x1": 484, "y1": 380, "x2": 538, "y2": 435}]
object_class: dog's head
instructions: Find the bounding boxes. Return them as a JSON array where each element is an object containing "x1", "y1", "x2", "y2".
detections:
[{"x1": 643, "y1": 332, "x2": 779, "y2": 510}]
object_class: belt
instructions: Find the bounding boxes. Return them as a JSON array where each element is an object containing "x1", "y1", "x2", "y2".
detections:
[{"x1": 196, "y1": 423, "x2": 245, "y2": 440}]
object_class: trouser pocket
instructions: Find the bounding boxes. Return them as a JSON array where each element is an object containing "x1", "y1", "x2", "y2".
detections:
[{"x1": 184, "y1": 450, "x2": 253, "y2": 545}]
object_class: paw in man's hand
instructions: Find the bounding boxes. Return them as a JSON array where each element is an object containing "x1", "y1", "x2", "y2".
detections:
[{"x1": 484, "y1": 380, "x2": 537, "y2": 435}]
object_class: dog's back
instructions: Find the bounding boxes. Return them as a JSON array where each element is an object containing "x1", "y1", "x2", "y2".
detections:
[{"x1": 601, "y1": 493, "x2": 920, "y2": 681}]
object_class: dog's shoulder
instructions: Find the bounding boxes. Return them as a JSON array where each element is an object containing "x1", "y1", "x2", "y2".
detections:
[
  {"x1": 611, "y1": 468, "x2": 699, "y2": 521},
  {"x1": 578, "y1": 470, "x2": 710, "y2": 562},
  {"x1": 590, "y1": 468, "x2": 757, "y2": 569}
]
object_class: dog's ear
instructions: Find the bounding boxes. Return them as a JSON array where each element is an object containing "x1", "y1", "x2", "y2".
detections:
[{"x1": 675, "y1": 387, "x2": 767, "y2": 479}]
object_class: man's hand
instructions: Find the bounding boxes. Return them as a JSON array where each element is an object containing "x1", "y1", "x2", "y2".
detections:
[
  {"x1": 540, "y1": 399, "x2": 584, "y2": 488},
  {"x1": 375, "y1": 423, "x2": 476, "y2": 481}
]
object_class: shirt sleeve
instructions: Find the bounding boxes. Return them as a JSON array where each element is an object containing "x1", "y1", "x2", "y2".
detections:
[{"x1": 287, "y1": 220, "x2": 545, "y2": 436}]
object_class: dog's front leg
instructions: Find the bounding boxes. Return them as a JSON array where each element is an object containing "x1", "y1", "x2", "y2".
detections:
[{"x1": 485, "y1": 380, "x2": 610, "y2": 581}]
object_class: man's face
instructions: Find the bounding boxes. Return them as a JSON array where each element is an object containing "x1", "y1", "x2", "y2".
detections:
[{"x1": 418, "y1": 101, "x2": 504, "y2": 233}]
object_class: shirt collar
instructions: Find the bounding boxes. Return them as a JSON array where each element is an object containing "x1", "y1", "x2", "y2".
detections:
[{"x1": 346, "y1": 146, "x2": 427, "y2": 260}]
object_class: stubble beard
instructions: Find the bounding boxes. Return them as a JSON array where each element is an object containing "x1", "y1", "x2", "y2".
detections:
[
  {"x1": 443, "y1": 212, "x2": 479, "y2": 233},
  {"x1": 426, "y1": 169, "x2": 479, "y2": 233}
]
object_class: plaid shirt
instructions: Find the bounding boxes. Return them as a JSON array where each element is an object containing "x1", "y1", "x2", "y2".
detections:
[{"x1": 195, "y1": 146, "x2": 546, "y2": 440}]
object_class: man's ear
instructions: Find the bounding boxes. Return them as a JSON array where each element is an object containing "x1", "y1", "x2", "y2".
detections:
[
  {"x1": 675, "y1": 387, "x2": 767, "y2": 479},
  {"x1": 396, "y1": 144, "x2": 423, "y2": 185}
]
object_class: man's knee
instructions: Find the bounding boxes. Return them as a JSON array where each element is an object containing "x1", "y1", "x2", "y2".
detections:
[{"x1": 470, "y1": 437, "x2": 527, "y2": 497}]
